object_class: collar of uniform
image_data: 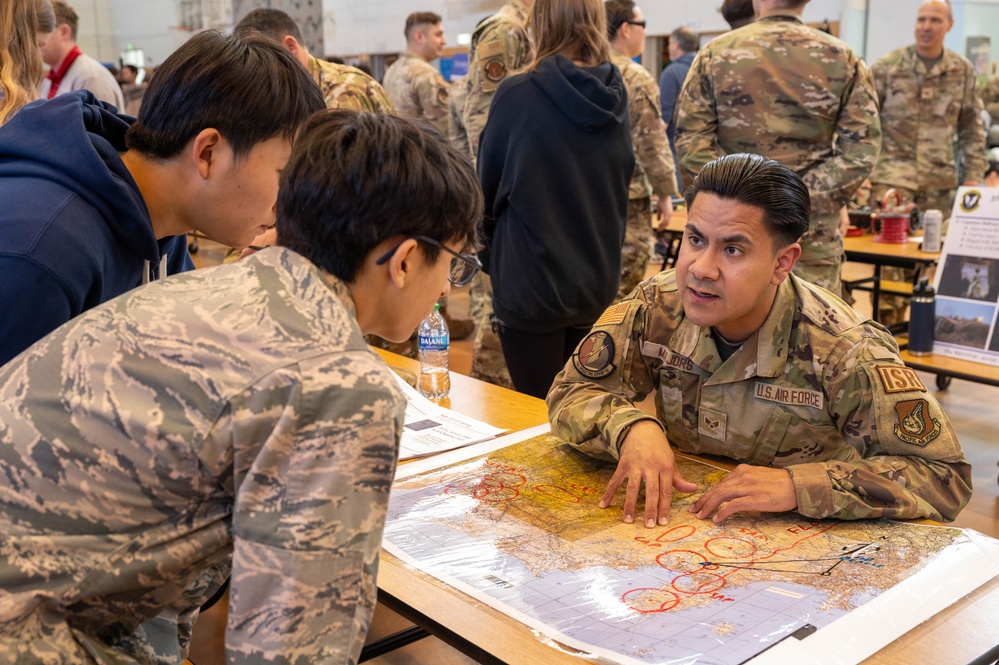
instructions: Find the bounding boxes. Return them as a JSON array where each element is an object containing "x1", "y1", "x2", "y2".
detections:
[
  {"x1": 905, "y1": 44, "x2": 954, "y2": 77},
  {"x1": 745, "y1": 277, "x2": 797, "y2": 378},
  {"x1": 251, "y1": 246, "x2": 358, "y2": 319},
  {"x1": 401, "y1": 50, "x2": 422, "y2": 61},
  {"x1": 756, "y1": 13, "x2": 803, "y2": 24},
  {"x1": 306, "y1": 55, "x2": 323, "y2": 84}
]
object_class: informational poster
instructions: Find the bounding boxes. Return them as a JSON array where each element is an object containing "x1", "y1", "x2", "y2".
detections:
[
  {"x1": 385, "y1": 427, "x2": 999, "y2": 665},
  {"x1": 931, "y1": 187, "x2": 999, "y2": 366},
  {"x1": 966, "y1": 36, "x2": 991, "y2": 79}
]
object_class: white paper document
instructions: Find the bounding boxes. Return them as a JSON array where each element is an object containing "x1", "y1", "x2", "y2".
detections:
[{"x1": 393, "y1": 374, "x2": 507, "y2": 461}]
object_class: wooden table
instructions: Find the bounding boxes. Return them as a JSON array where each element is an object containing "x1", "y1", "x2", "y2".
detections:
[
  {"x1": 843, "y1": 234, "x2": 940, "y2": 323},
  {"x1": 374, "y1": 352, "x2": 999, "y2": 665},
  {"x1": 899, "y1": 347, "x2": 999, "y2": 390}
]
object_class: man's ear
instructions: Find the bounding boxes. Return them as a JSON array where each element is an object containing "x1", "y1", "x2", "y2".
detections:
[
  {"x1": 191, "y1": 128, "x2": 223, "y2": 180},
  {"x1": 771, "y1": 242, "x2": 801, "y2": 286},
  {"x1": 384, "y1": 238, "x2": 420, "y2": 289}
]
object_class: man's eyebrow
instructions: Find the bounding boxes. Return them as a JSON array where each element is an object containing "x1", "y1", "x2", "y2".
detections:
[{"x1": 685, "y1": 222, "x2": 754, "y2": 246}]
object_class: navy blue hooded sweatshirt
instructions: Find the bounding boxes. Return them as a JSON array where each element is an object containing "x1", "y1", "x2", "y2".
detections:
[
  {"x1": 477, "y1": 55, "x2": 633, "y2": 334},
  {"x1": 0, "y1": 91, "x2": 192, "y2": 365}
]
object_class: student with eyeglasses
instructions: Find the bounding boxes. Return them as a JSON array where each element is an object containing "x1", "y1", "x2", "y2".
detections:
[{"x1": 0, "y1": 110, "x2": 483, "y2": 663}]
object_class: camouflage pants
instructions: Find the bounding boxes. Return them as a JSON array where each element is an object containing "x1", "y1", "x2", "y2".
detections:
[
  {"x1": 793, "y1": 232, "x2": 844, "y2": 296},
  {"x1": 469, "y1": 272, "x2": 514, "y2": 389},
  {"x1": 617, "y1": 198, "x2": 654, "y2": 301},
  {"x1": 870, "y1": 185, "x2": 954, "y2": 326}
]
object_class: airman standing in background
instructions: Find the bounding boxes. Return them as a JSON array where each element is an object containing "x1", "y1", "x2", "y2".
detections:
[{"x1": 383, "y1": 11, "x2": 451, "y2": 135}]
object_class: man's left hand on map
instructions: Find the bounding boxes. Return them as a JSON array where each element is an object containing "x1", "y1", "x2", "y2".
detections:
[{"x1": 690, "y1": 464, "x2": 797, "y2": 522}]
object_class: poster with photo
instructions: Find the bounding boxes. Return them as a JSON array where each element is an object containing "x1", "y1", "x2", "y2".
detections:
[{"x1": 931, "y1": 187, "x2": 999, "y2": 366}]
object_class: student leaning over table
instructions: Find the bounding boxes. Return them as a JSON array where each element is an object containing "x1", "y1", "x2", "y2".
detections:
[
  {"x1": 0, "y1": 111, "x2": 483, "y2": 664},
  {"x1": 547, "y1": 153, "x2": 971, "y2": 528}
]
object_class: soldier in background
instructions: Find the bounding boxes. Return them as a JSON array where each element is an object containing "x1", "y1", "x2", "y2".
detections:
[
  {"x1": 868, "y1": 0, "x2": 985, "y2": 325},
  {"x1": 981, "y1": 75, "x2": 999, "y2": 122},
  {"x1": 383, "y1": 11, "x2": 450, "y2": 135},
  {"x1": 606, "y1": 0, "x2": 678, "y2": 300},
  {"x1": 234, "y1": 8, "x2": 394, "y2": 114},
  {"x1": 548, "y1": 153, "x2": 970, "y2": 529},
  {"x1": 658, "y1": 25, "x2": 698, "y2": 193},
  {"x1": 462, "y1": 0, "x2": 534, "y2": 388},
  {"x1": 675, "y1": 0, "x2": 881, "y2": 297},
  {"x1": 0, "y1": 110, "x2": 483, "y2": 663}
]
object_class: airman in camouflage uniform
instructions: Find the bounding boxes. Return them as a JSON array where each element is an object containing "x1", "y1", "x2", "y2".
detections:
[
  {"x1": 383, "y1": 13, "x2": 451, "y2": 134},
  {"x1": 462, "y1": 0, "x2": 532, "y2": 386},
  {"x1": 868, "y1": 0, "x2": 986, "y2": 325},
  {"x1": 461, "y1": 0, "x2": 533, "y2": 160},
  {"x1": 548, "y1": 154, "x2": 970, "y2": 527},
  {"x1": 235, "y1": 8, "x2": 395, "y2": 115},
  {"x1": 674, "y1": 0, "x2": 882, "y2": 296},
  {"x1": 607, "y1": 1, "x2": 679, "y2": 300},
  {"x1": 449, "y1": 78, "x2": 470, "y2": 159},
  {"x1": 0, "y1": 110, "x2": 482, "y2": 664}
]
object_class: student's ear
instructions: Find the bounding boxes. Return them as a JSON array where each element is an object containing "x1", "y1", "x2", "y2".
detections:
[
  {"x1": 191, "y1": 128, "x2": 223, "y2": 180},
  {"x1": 384, "y1": 238, "x2": 420, "y2": 289},
  {"x1": 771, "y1": 242, "x2": 801, "y2": 286}
]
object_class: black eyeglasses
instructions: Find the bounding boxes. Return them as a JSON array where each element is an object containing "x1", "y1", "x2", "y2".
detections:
[
  {"x1": 375, "y1": 235, "x2": 482, "y2": 286},
  {"x1": 625, "y1": 20, "x2": 646, "y2": 28}
]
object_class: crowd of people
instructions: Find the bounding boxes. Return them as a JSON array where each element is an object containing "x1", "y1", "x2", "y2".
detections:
[{"x1": 0, "y1": 0, "x2": 986, "y2": 661}]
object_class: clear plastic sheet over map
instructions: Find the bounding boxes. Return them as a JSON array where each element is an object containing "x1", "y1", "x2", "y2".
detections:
[{"x1": 383, "y1": 425, "x2": 999, "y2": 665}]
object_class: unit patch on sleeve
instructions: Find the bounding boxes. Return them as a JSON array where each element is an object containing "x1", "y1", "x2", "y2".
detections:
[
  {"x1": 893, "y1": 398, "x2": 941, "y2": 446},
  {"x1": 876, "y1": 365, "x2": 927, "y2": 394},
  {"x1": 573, "y1": 330, "x2": 616, "y2": 379}
]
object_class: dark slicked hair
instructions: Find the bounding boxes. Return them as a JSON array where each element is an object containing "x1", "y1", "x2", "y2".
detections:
[
  {"x1": 684, "y1": 153, "x2": 810, "y2": 249},
  {"x1": 277, "y1": 111, "x2": 484, "y2": 282},
  {"x1": 720, "y1": 0, "x2": 754, "y2": 29},
  {"x1": 125, "y1": 30, "x2": 324, "y2": 161},
  {"x1": 405, "y1": 11, "x2": 442, "y2": 39},
  {"x1": 233, "y1": 8, "x2": 303, "y2": 43}
]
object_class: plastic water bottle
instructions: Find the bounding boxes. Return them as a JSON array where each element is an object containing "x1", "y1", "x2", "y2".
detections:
[
  {"x1": 418, "y1": 303, "x2": 450, "y2": 399},
  {"x1": 908, "y1": 277, "x2": 935, "y2": 356}
]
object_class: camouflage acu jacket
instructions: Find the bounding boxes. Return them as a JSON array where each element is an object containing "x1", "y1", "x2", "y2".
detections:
[
  {"x1": 308, "y1": 55, "x2": 395, "y2": 113},
  {"x1": 547, "y1": 271, "x2": 971, "y2": 523},
  {"x1": 611, "y1": 49, "x2": 678, "y2": 200},
  {"x1": 383, "y1": 51, "x2": 450, "y2": 135},
  {"x1": 674, "y1": 14, "x2": 881, "y2": 224},
  {"x1": 870, "y1": 46, "x2": 986, "y2": 191},
  {"x1": 461, "y1": 0, "x2": 532, "y2": 160},
  {"x1": 0, "y1": 247, "x2": 405, "y2": 664},
  {"x1": 981, "y1": 74, "x2": 999, "y2": 122}
]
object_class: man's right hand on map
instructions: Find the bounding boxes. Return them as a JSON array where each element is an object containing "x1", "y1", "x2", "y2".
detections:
[{"x1": 599, "y1": 421, "x2": 697, "y2": 527}]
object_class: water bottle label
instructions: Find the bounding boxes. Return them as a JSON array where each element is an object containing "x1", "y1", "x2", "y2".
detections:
[{"x1": 419, "y1": 333, "x2": 449, "y2": 351}]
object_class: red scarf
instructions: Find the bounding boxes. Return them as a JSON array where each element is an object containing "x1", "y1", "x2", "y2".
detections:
[{"x1": 46, "y1": 46, "x2": 82, "y2": 99}]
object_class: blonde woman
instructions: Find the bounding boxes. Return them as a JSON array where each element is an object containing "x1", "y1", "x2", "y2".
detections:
[
  {"x1": 477, "y1": 0, "x2": 633, "y2": 397},
  {"x1": 0, "y1": 0, "x2": 54, "y2": 124}
]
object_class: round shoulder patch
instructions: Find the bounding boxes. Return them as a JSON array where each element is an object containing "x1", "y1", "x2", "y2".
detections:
[
  {"x1": 484, "y1": 58, "x2": 507, "y2": 83},
  {"x1": 573, "y1": 330, "x2": 616, "y2": 379}
]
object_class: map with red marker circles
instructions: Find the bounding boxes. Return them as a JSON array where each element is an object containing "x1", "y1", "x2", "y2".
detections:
[{"x1": 384, "y1": 431, "x2": 999, "y2": 664}]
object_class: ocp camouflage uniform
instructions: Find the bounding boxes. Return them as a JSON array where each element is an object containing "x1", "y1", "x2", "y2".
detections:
[
  {"x1": 462, "y1": 0, "x2": 531, "y2": 386},
  {"x1": 461, "y1": 0, "x2": 532, "y2": 161},
  {"x1": 868, "y1": 46, "x2": 985, "y2": 325},
  {"x1": 547, "y1": 271, "x2": 971, "y2": 522},
  {"x1": 674, "y1": 15, "x2": 882, "y2": 295},
  {"x1": 0, "y1": 247, "x2": 405, "y2": 663},
  {"x1": 308, "y1": 55, "x2": 395, "y2": 114},
  {"x1": 982, "y1": 74, "x2": 999, "y2": 122},
  {"x1": 611, "y1": 49, "x2": 678, "y2": 300},
  {"x1": 383, "y1": 51, "x2": 451, "y2": 135},
  {"x1": 449, "y1": 79, "x2": 470, "y2": 159}
]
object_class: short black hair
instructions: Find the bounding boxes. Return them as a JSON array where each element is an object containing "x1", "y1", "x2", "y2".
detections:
[
  {"x1": 122, "y1": 64, "x2": 138, "y2": 76},
  {"x1": 684, "y1": 153, "x2": 810, "y2": 250},
  {"x1": 277, "y1": 111, "x2": 484, "y2": 282},
  {"x1": 604, "y1": 0, "x2": 636, "y2": 40},
  {"x1": 125, "y1": 31, "x2": 324, "y2": 161},
  {"x1": 720, "y1": 0, "x2": 755, "y2": 29},
  {"x1": 405, "y1": 12, "x2": 442, "y2": 39},
  {"x1": 233, "y1": 8, "x2": 303, "y2": 43}
]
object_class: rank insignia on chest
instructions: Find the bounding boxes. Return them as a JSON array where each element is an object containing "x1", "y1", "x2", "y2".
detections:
[
  {"x1": 893, "y1": 398, "x2": 941, "y2": 446},
  {"x1": 573, "y1": 330, "x2": 616, "y2": 379}
]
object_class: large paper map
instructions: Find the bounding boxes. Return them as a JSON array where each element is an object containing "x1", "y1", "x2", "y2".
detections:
[{"x1": 384, "y1": 428, "x2": 999, "y2": 664}]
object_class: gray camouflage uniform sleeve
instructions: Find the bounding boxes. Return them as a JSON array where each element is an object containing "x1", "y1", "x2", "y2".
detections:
[
  {"x1": 224, "y1": 354, "x2": 404, "y2": 664},
  {"x1": 547, "y1": 295, "x2": 663, "y2": 462},
  {"x1": 673, "y1": 52, "x2": 723, "y2": 183}
]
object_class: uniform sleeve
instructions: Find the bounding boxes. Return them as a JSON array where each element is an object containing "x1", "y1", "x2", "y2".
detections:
[
  {"x1": 547, "y1": 295, "x2": 663, "y2": 462},
  {"x1": 958, "y1": 68, "x2": 987, "y2": 182},
  {"x1": 223, "y1": 354, "x2": 405, "y2": 664},
  {"x1": 797, "y1": 57, "x2": 882, "y2": 213},
  {"x1": 464, "y1": 25, "x2": 531, "y2": 159},
  {"x1": 414, "y1": 69, "x2": 451, "y2": 135},
  {"x1": 673, "y1": 52, "x2": 723, "y2": 183},
  {"x1": 632, "y1": 74, "x2": 679, "y2": 198},
  {"x1": 787, "y1": 344, "x2": 971, "y2": 522},
  {"x1": 0, "y1": 256, "x2": 77, "y2": 366}
]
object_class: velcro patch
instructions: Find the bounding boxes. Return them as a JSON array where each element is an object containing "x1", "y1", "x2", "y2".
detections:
[
  {"x1": 573, "y1": 330, "x2": 616, "y2": 379},
  {"x1": 893, "y1": 398, "x2": 941, "y2": 446},
  {"x1": 483, "y1": 58, "x2": 507, "y2": 82},
  {"x1": 754, "y1": 382, "x2": 824, "y2": 409},
  {"x1": 876, "y1": 365, "x2": 927, "y2": 394},
  {"x1": 594, "y1": 302, "x2": 630, "y2": 327},
  {"x1": 698, "y1": 408, "x2": 727, "y2": 440}
]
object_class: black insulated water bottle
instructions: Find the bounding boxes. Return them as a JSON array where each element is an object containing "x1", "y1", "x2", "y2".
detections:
[{"x1": 908, "y1": 277, "x2": 935, "y2": 356}]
